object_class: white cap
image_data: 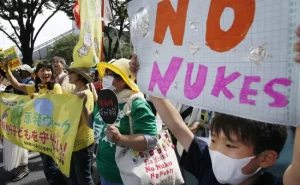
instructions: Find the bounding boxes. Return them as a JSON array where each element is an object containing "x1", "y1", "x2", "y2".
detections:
[{"x1": 19, "y1": 64, "x2": 34, "y2": 73}]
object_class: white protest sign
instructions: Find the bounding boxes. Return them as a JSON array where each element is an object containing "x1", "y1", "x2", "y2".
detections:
[{"x1": 128, "y1": 0, "x2": 300, "y2": 126}]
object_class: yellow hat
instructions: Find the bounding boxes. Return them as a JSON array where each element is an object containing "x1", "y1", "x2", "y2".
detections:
[{"x1": 97, "y1": 58, "x2": 139, "y2": 92}]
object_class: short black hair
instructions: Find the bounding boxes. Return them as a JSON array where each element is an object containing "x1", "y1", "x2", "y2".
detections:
[
  {"x1": 79, "y1": 75, "x2": 89, "y2": 85},
  {"x1": 211, "y1": 113, "x2": 288, "y2": 156}
]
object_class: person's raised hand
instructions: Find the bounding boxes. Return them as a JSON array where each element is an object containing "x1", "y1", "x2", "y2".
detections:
[
  {"x1": 129, "y1": 53, "x2": 139, "y2": 78},
  {"x1": 294, "y1": 26, "x2": 300, "y2": 63}
]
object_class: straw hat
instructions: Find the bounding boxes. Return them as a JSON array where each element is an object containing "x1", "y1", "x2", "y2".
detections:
[
  {"x1": 66, "y1": 67, "x2": 93, "y2": 83},
  {"x1": 97, "y1": 58, "x2": 139, "y2": 92}
]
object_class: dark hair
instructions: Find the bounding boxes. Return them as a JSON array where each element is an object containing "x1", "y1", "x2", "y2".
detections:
[
  {"x1": 69, "y1": 70, "x2": 90, "y2": 85},
  {"x1": 211, "y1": 113, "x2": 288, "y2": 156},
  {"x1": 79, "y1": 75, "x2": 89, "y2": 85},
  {"x1": 113, "y1": 72, "x2": 131, "y2": 89},
  {"x1": 94, "y1": 70, "x2": 99, "y2": 82},
  {"x1": 35, "y1": 60, "x2": 56, "y2": 93}
]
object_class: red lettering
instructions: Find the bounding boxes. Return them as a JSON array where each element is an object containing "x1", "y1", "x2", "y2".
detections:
[
  {"x1": 150, "y1": 172, "x2": 155, "y2": 179},
  {"x1": 206, "y1": 0, "x2": 255, "y2": 52},
  {"x1": 145, "y1": 166, "x2": 155, "y2": 173},
  {"x1": 105, "y1": 99, "x2": 113, "y2": 106},
  {"x1": 154, "y1": 0, "x2": 189, "y2": 45}
]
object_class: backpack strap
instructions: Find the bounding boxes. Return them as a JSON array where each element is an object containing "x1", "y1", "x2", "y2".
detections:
[
  {"x1": 24, "y1": 78, "x2": 33, "y2": 84},
  {"x1": 123, "y1": 92, "x2": 145, "y2": 134},
  {"x1": 58, "y1": 73, "x2": 68, "y2": 85}
]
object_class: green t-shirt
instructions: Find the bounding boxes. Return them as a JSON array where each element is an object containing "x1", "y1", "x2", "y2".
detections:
[{"x1": 93, "y1": 98, "x2": 157, "y2": 183}]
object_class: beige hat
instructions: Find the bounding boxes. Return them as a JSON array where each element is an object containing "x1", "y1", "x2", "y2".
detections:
[
  {"x1": 97, "y1": 58, "x2": 139, "y2": 92},
  {"x1": 19, "y1": 64, "x2": 34, "y2": 73},
  {"x1": 66, "y1": 67, "x2": 93, "y2": 83}
]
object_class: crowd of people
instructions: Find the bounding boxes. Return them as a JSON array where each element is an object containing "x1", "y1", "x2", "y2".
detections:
[{"x1": 0, "y1": 27, "x2": 299, "y2": 185}]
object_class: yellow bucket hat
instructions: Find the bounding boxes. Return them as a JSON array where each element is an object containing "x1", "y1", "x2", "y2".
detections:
[{"x1": 97, "y1": 58, "x2": 139, "y2": 92}]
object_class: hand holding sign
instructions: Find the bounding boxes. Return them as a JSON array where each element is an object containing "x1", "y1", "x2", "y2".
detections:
[
  {"x1": 294, "y1": 27, "x2": 300, "y2": 62},
  {"x1": 106, "y1": 124, "x2": 121, "y2": 143},
  {"x1": 97, "y1": 89, "x2": 119, "y2": 124},
  {"x1": 129, "y1": 53, "x2": 139, "y2": 77},
  {"x1": 128, "y1": 0, "x2": 300, "y2": 126}
]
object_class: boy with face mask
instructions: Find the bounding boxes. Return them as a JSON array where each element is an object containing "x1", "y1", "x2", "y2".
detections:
[
  {"x1": 129, "y1": 27, "x2": 300, "y2": 185},
  {"x1": 181, "y1": 114, "x2": 287, "y2": 185}
]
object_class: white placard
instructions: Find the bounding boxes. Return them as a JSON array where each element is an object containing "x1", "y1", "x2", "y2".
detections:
[{"x1": 128, "y1": 0, "x2": 300, "y2": 126}]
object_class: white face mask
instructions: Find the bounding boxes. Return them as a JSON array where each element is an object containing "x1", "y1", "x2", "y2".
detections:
[
  {"x1": 209, "y1": 149, "x2": 261, "y2": 185},
  {"x1": 102, "y1": 76, "x2": 116, "y2": 90}
]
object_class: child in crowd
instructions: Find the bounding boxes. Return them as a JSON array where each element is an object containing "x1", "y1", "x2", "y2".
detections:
[
  {"x1": 128, "y1": 26, "x2": 300, "y2": 185},
  {"x1": 4, "y1": 60, "x2": 68, "y2": 185}
]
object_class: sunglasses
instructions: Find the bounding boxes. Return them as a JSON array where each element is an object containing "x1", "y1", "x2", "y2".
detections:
[{"x1": 105, "y1": 72, "x2": 122, "y2": 80}]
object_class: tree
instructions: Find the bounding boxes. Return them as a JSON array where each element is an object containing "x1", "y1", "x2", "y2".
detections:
[
  {"x1": 0, "y1": 0, "x2": 74, "y2": 65},
  {"x1": 104, "y1": 38, "x2": 132, "y2": 60},
  {"x1": 103, "y1": 0, "x2": 130, "y2": 61},
  {"x1": 46, "y1": 33, "x2": 131, "y2": 64},
  {"x1": 46, "y1": 33, "x2": 79, "y2": 65}
]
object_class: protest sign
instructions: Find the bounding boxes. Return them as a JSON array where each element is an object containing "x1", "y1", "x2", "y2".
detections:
[
  {"x1": 98, "y1": 89, "x2": 119, "y2": 124},
  {"x1": 128, "y1": 0, "x2": 300, "y2": 126},
  {"x1": 72, "y1": 0, "x2": 102, "y2": 68},
  {"x1": 0, "y1": 93, "x2": 83, "y2": 176},
  {"x1": 4, "y1": 46, "x2": 22, "y2": 71}
]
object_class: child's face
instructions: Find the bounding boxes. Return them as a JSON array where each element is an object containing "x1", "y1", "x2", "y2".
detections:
[{"x1": 210, "y1": 130, "x2": 261, "y2": 175}]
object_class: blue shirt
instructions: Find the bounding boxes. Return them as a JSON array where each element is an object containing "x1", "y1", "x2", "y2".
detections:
[
  {"x1": 180, "y1": 137, "x2": 283, "y2": 185},
  {"x1": 21, "y1": 77, "x2": 34, "y2": 85}
]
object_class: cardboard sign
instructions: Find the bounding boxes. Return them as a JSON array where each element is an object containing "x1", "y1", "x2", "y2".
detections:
[
  {"x1": 97, "y1": 89, "x2": 119, "y2": 124},
  {"x1": 4, "y1": 46, "x2": 22, "y2": 71},
  {"x1": 128, "y1": 0, "x2": 300, "y2": 126}
]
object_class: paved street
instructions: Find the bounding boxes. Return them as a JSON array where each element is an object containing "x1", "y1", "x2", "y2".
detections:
[
  {"x1": 0, "y1": 151, "x2": 100, "y2": 185},
  {"x1": 0, "y1": 128, "x2": 294, "y2": 185}
]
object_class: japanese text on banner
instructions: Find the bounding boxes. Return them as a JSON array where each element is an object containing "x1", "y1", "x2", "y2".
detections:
[{"x1": 0, "y1": 93, "x2": 83, "y2": 176}]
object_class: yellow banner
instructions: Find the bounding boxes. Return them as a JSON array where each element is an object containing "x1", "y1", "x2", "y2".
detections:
[
  {"x1": 4, "y1": 46, "x2": 22, "y2": 71},
  {"x1": 72, "y1": 0, "x2": 102, "y2": 68},
  {"x1": 0, "y1": 93, "x2": 83, "y2": 176}
]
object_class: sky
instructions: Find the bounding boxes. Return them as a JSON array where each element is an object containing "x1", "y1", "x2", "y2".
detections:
[{"x1": 0, "y1": 8, "x2": 73, "y2": 49}]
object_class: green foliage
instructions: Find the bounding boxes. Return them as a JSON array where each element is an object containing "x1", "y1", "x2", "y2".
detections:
[
  {"x1": 115, "y1": 40, "x2": 132, "y2": 60},
  {"x1": 103, "y1": 0, "x2": 131, "y2": 61},
  {"x1": 46, "y1": 34, "x2": 79, "y2": 65},
  {"x1": 11, "y1": 100, "x2": 25, "y2": 128}
]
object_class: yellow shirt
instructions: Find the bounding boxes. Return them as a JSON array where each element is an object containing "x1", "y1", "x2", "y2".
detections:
[
  {"x1": 57, "y1": 72, "x2": 75, "y2": 94},
  {"x1": 73, "y1": 89, "x2": 95, "y2": 152},
  {"x1": 26, "y1": 83, "x2": 62, "y2": 95}
]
